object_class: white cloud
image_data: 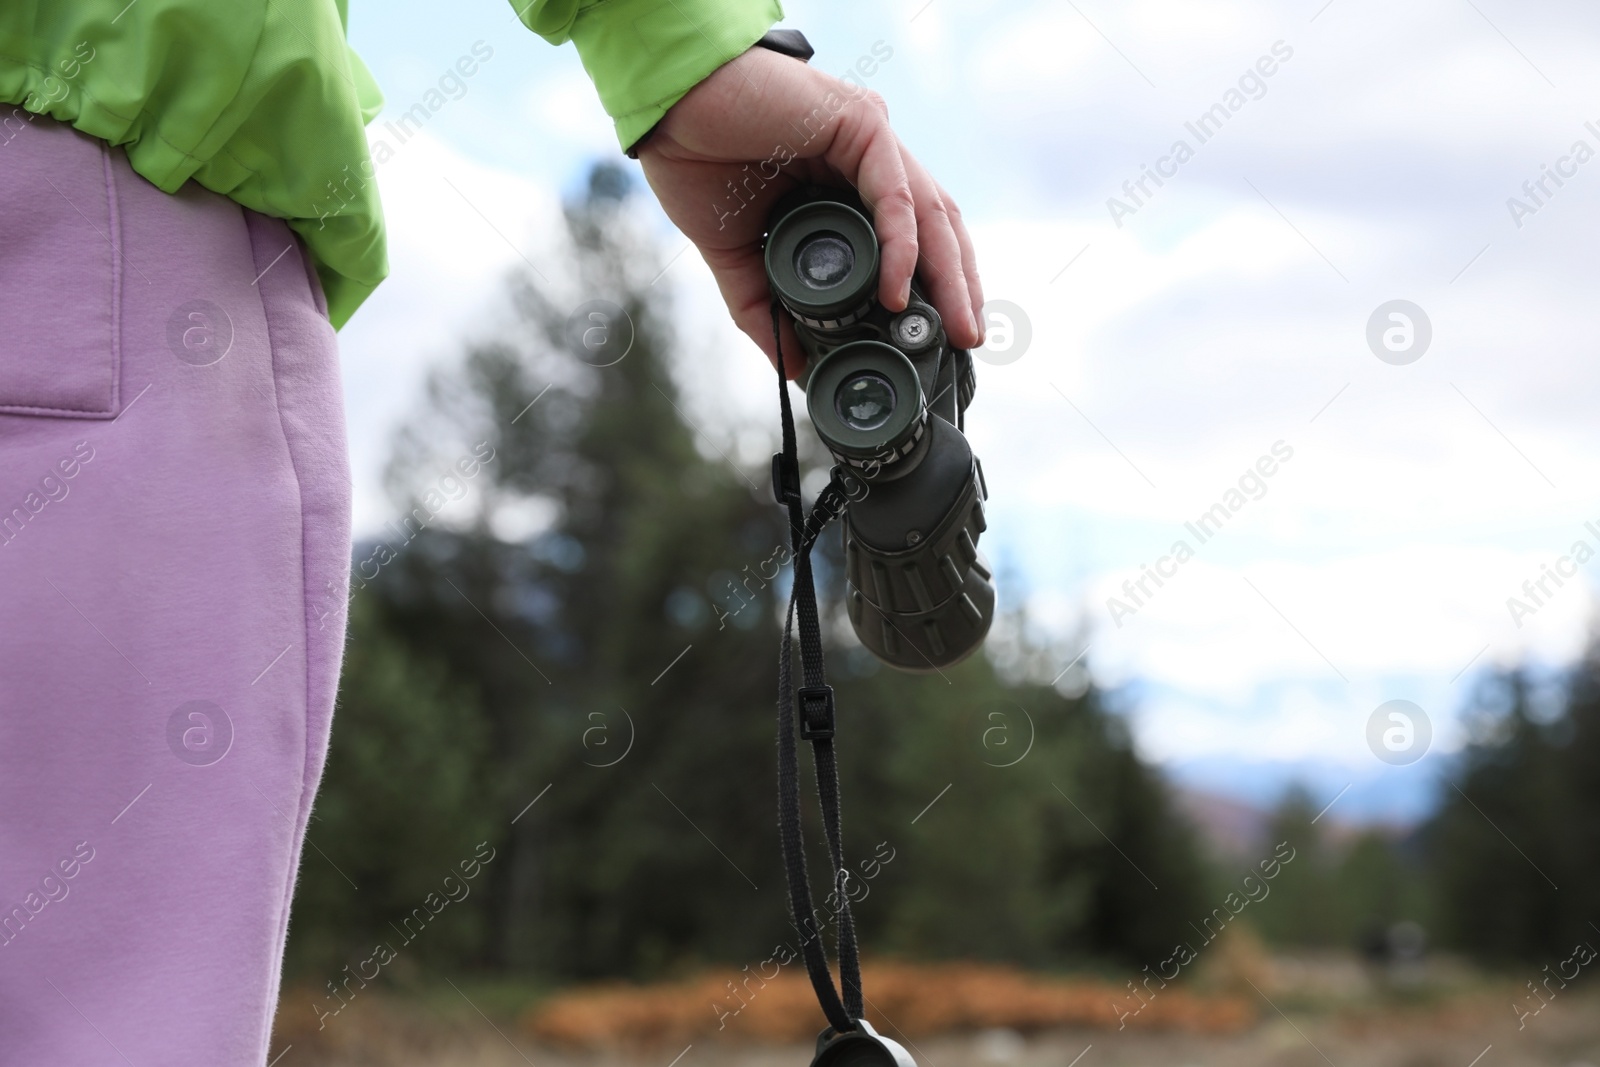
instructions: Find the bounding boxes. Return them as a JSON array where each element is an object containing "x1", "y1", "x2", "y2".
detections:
[
  {"x1": 517, "y1": 68, "x2": 616, "y2": 157},
  {"x1": 339, "y1": 129, "x2": 563, "y2": 533}
]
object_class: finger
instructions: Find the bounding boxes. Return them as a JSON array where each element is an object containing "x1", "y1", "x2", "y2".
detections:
[
  {"x1": 896, "y1": 145, "x2": 981, "y2": 348},
  {"x1": 933, "y1": 176, "x2": 985, "y2": 341},
  {"x1": 821, "y1": 90, "x2": 918, "y2": 312},
  {"x1": 697, "y1": 241, "x2": 809, "y2": 380}
]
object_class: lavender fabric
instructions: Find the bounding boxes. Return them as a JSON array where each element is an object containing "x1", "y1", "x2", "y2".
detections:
[{"x1": 0, "y1": 115, "x2": 351, "y2": 1063}]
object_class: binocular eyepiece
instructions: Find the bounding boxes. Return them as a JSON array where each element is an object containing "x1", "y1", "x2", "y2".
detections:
[{"x1": 764, "y1": 187, "x2": 995, "y2": 672}]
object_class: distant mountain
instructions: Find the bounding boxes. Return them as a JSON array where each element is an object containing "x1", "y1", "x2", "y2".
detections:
[
  {"x1": 1165, "y1": 763, "x2": 1437, "y2": 861},
  {"x1": 1168, "y1": 785, "x2": 1271, "y2": 859},
  {"x1": 1160, "y1": 753, "x2": 1448, "y2": 829}
]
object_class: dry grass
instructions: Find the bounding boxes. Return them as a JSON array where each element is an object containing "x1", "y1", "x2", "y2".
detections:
[
  {"x1": 269, "y1": 947, "x2": 1600, "y2": 1067},
  {"x1": 521, "y1": 960, "x2": 1257, "y2": 1050}
]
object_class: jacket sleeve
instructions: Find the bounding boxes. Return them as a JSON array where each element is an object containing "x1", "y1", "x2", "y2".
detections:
[{"x1": 512, "y1": 0, "x2": 783, "y2": 152}]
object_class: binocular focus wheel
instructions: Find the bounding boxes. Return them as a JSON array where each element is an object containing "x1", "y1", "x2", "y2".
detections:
[{"x1": 811, "y1": 1020, "x2": 918, "y2": 1067}]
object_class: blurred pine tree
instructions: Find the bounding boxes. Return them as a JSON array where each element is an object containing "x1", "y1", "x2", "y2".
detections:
[
  {"x1": 1427, "y1": 666, "x2": 1597, "y2": 962},
  {"x1": 1248, "y1": 785, "x2": 1338, "y2": 947}
]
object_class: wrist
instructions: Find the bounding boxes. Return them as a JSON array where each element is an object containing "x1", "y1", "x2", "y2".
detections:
[
  {"x1": 627, "y1": 25, "x2": 812, "y2": 159},
  {"x1": 555, "y1": 0, "x2": 784, "y2": 154}
]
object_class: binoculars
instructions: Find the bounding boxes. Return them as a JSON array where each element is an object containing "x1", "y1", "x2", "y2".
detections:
[{"x1": 764, "y1": 187, "x2": 994, "y2": 672}]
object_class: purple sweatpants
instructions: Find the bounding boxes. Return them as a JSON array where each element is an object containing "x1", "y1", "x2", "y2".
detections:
[{"x1": 0, "y1": 116, "x2": 351, "y2": 1062}]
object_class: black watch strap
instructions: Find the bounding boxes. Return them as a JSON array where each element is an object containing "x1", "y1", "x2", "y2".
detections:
[
  {"x1": 625, "y1": 28, "x2": 814, "y2": 158},
  {"x1": 754, "y1": 28, "x2": 814, "y2": 62}
]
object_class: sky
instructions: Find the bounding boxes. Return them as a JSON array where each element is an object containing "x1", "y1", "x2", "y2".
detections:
[{"x1": 339, "y1": 0, "x2": 1600, "y2": 824}]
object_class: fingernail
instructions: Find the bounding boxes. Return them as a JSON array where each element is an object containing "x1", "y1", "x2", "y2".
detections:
[{"x1": 900, "y1": 279, "x2": 912, "y2": 309}]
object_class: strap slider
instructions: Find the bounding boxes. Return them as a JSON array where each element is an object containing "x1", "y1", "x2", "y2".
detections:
[
  {"x1": 797, "y1": 685, "x2": 835, "y2": 741},
  {"x1": 772, "y1": 451, "x2": 801, "y2": 506}
]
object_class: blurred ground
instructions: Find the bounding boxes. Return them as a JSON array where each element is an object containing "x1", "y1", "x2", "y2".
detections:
[{"x1": 272, "y1": 948, "x2": 1600, "y2": 1067}]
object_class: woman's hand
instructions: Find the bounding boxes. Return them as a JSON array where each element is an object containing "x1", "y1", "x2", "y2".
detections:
[{"x1": 636, "y1": 45, "x2": 984, "y2": 378}]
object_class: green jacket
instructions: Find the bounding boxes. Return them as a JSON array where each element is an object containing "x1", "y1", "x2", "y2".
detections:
[{"x1": 0, "y1": 0, "x2": 781, "y2": 328}]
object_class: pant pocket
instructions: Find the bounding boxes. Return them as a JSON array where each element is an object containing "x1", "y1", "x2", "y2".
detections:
[{"x1": 0, "y1": 118, "x2": 121, "y2": 419}]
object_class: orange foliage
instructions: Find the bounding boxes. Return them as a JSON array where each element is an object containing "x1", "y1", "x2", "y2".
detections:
[{"x1": 522, "y1": 961, "x2": 1256, "y2": 1049}]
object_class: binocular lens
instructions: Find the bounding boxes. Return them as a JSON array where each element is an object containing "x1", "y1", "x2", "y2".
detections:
[
  {"x1": 806, "y1": 342, "x2": 922, "y2": 463},
  {"x1": 796, "y1": 234, "x2": 856, "y2": 290},
  {"x1": 836, "y1": 372, "x2": 896, "y2": 432},
  {"x1": 765, "y1": 200, "x2": 879, "y2": 324}
]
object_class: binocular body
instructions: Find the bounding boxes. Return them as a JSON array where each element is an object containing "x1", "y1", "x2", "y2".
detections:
[{"x1": 764, "y1": 187, "x2": 994, "y2": 671}]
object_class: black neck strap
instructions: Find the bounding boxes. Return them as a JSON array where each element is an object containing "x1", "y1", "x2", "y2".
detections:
[{"x1": 770, "y1": 299, "x2": 864, "y2": 1033}]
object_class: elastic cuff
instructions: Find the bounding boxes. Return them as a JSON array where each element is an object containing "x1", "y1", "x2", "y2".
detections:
[{"x1": 566, "y1": 0, "x2": 784, "y2": 152}]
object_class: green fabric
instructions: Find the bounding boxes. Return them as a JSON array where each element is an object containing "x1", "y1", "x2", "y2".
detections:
[
  {"x1": 0, "y1": 0, "x2": 781, "y2": 330},
  {"x1": 514, "y1": 0, "x2": 783, "y2": 152},
  {"x1": 0, "y1": 2, "x2": 384, "y2": 328}
]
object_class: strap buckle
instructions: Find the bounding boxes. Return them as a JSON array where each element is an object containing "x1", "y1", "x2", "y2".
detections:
[
  {"x1": 772, "y1": 451, "x2": 801, "y2": 506},
  {"x1": 797, "y1": 685, "x2": 835, "y2": 741}
]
